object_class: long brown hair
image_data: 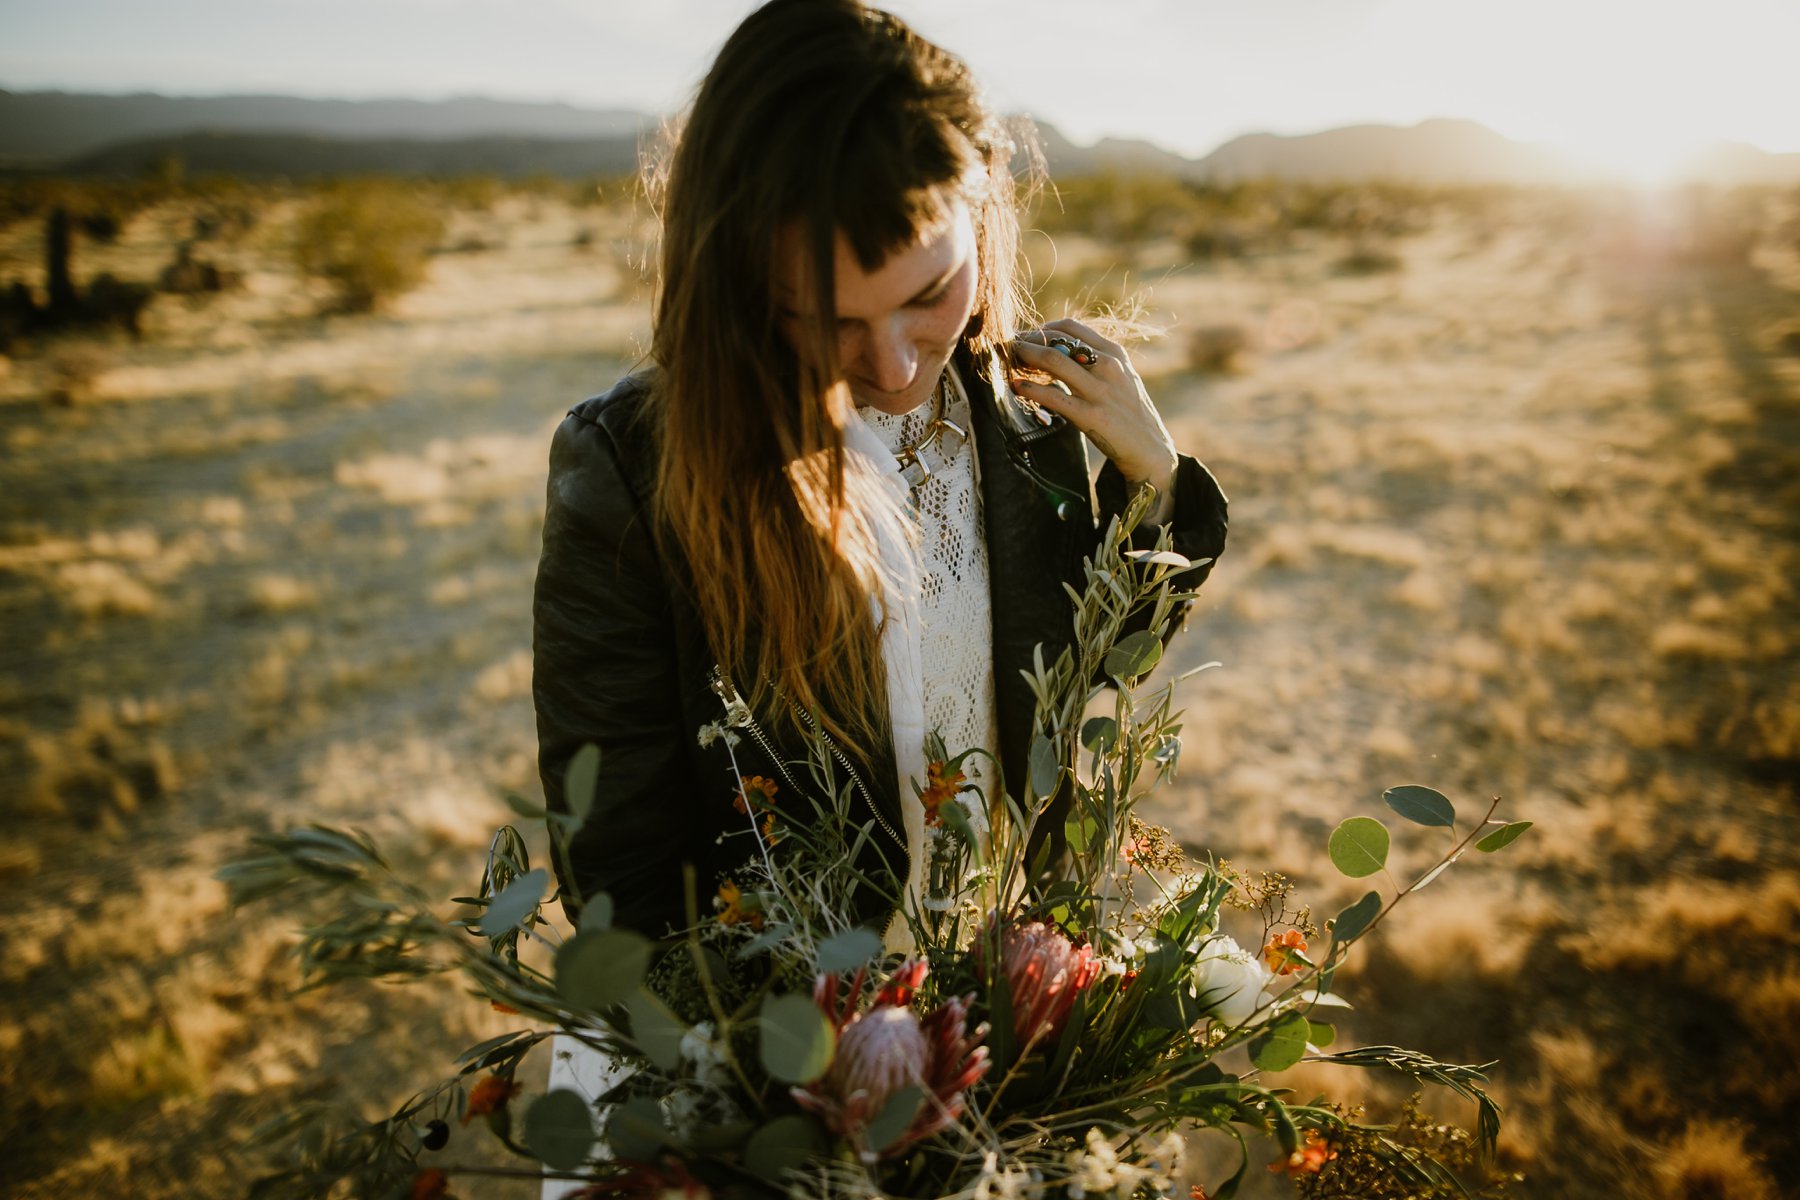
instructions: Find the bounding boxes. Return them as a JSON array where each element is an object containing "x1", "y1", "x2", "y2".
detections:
[{"x1": 647, "y1": 0, "x2": 1036, "y2": 751}]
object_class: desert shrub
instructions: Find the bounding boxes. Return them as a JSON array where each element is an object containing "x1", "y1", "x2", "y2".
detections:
[
  {"x1": 1334, "y1": 243, "x2": 1405, "y2": 275},
  {"x1": 1186, "y1": 323, "x2": 1251, "y2": 374},
  {"x1": 292, "y1": 179, "x2": 447, "y2": 312},
  {"x1": 1034, "y1": 169, "x2": 1203, "y2": 243}
]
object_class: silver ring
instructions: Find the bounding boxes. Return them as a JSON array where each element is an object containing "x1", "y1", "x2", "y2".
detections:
[{"x1": 1046, "y1": 335, "x2": 1101, "y2": 368}]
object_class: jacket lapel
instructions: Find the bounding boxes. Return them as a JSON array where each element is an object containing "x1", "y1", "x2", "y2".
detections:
[{"x1": 960, "y1": 345, "x2": 1096, "y2": 803}]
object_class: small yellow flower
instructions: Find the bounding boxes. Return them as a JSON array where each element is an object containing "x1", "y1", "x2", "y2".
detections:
[
  {"x1": 919, "y1": 761, "x2": 965, "y2": 827},
  {"x1": 734, "y1": 775, "x2": 779, "y2": 815},
  {"x1": 716, "y1": 879, "x2": 764, "y2": 930},
  {"x1": 461, "y1": 1074, "x2": 520, "y2": 1126},
  {"x1": 1262, "y1": 928, "x2": 1308, "y2": 975}
]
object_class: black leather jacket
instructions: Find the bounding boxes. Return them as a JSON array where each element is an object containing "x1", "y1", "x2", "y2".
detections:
[{"x1": 531, "y1": 347, "x2": 1228, "y2": 938}]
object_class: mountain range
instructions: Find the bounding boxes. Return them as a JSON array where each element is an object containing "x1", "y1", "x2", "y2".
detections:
[{"x1": 4, "y1": 89, "x2": 1797, "y2": 186}]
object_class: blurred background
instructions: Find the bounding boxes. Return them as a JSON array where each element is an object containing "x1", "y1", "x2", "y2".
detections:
[{"x1": 1, "y1": 2, "x2": 1796, "y2": 1197}]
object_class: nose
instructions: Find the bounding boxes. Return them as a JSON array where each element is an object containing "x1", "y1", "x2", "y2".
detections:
[{"x1": 853, "y1": 317, "x2": 920, "y2": 393}]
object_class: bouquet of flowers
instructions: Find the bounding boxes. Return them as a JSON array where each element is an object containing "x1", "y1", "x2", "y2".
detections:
[{"x1": 223, "y1": 491, "x2": 1530, "y2": 1199}]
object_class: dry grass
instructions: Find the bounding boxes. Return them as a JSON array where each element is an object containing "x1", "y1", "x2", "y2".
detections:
[{"x1": 1, "y1": 176, "x2": 1796, "y2": 1199}]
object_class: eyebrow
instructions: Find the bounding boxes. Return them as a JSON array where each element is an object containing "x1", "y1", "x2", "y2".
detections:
[{"x1": 778, "y1": 256, "x2": 964, "y2": 319}]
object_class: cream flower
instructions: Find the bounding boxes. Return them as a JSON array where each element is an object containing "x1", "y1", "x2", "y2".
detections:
[{"x1": 1190, "y1": 935, "x2": 1273, "y2": 1028}]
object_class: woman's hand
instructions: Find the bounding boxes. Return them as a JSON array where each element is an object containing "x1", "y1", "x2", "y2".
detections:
[{"x1": 1007, "y1": 318, "x2": 1180, "y2": 514}]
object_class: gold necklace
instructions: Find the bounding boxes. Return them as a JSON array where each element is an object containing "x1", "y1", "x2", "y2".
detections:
[{"x1": 892, "y1": 370, "x2": 969, "y2": 491}]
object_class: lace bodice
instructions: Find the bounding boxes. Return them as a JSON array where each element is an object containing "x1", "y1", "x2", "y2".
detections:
[{"x1": 854, "y1": 372, "x2": 1000, "y2": 794}]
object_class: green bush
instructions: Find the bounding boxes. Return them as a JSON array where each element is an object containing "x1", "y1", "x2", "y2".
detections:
[{"x1": 292, "y1": 180, "x2": 446, "y2": 312}]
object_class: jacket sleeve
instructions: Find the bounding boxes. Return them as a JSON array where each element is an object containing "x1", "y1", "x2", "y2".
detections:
[
  {"x1": 532, "y1": 409, "x2": 700, "y2": 935},
  {"x1": 1094, "y1": 453, "x2": 1229, "y2": 634}
]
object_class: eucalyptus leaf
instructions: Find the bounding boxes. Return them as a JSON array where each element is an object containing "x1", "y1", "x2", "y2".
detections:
[
  {"x1": 1382, "y1": 784, "x2": 1456, "y2": 828},
  {"x1": 454, "y1": 1031, "x2": 531, "y2": 1068},
  {"x1": 1104, "y1": 629, "x2": 1163, "y2": 680},
  {"x1": 815, "y1": 928, "x2": 883, "y2": 974},
  {"x1": 522, "y1": 1089, "x2": 595, "y2": 1172},
  {"x1": 604, "y1": 1096, "x2": 665, "y2": 1162},
  {"x1": 564, "y1": 743, "x2": 600, "y2": 823},
  {"x1": 1065, "y1": 813, "x2": 1095, "y2": 856},
  {"x1": 1308, "y1": 1020, "x2": 1337, "y2": 1049},
  {"x1": 744, "y1": 1115, "x2": 824, "y2": 1182},
  {"x1": 687, "y1": 1120, "x2": 756, "y2": 1153},
  {"x1": 863, "y1": 1086, "x2": 924, "y2": 1153},
  {"x1": 503, "y1": 792, "x2": 547, "y2": 820},
  {"x1": 1476, "y1": 820, "x2": 1533, "y2": 853},
  {"x1": 1122, "y1": 548, "x2": 1192, "y2": 569},
  {"x1": 1329, "y1": 890, "x2": 1382, "y2": 943},
  {"x1": 759, "y1": 993, "x2": 835, "y2": 1084},
  {"x1": 622, "y1": 988, "x2": 687, "y2": 1072},
  {"x1": 1412, "y1": 857, "x2": 1455, "y2": 892},
  {"x1": 1328, "y1": 817, "x2": 1390, "y2": 878},
  {"x1": 555, "y1": 928, "x2": 651, "y2": 1010},
  {"x1": 938, "y1": 799, "x2": 984, "y2": 866},
  {"x1": 578, "y1": 893, "x2": 614, "y2": 933},
  {"x1": 477, "y1": 868, "x2": 547, "y2": 937},
  {"x1": 1081, "y1": 717, "x2": 1119, "y2": 753},
  {"x1": 1248, "y1": 1010, "x2": 1311, "y2": 1073},
  {"x1": 1028, "y1": 734, "x2": 1060, "y2": 800}
]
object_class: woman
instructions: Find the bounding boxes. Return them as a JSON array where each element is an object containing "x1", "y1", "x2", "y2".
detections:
[{"x1": 532, "y1": 0, "x2": 1227, "y2": 949}]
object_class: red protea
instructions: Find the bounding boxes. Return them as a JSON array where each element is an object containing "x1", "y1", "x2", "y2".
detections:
[
  {"x1": 985, "y1": 920, "x2": 1102, "y2": 1049},
  {"x1": 792, "y1": 960, "x2": 989, "y2": 1161}
]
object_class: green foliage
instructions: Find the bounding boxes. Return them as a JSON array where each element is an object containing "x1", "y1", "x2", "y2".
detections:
[
  {"x1": 1329, "y1": 817, "x2": 1391, "y2": 877},
  {"x1": 291, "y1": 179, "x2": 446, "y2": 312},
  {"x1": 522, "y1": 1089, "x2": 594, "y2": 1171},
  {"x1": 759, "y1": 993, "x2": 835, "y2": 1084}
]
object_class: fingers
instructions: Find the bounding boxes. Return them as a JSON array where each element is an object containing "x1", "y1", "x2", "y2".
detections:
[
  {"x1": 1009, "y1": 337, "x2": 1099, "y2": 397},
  {"x1": 1041, "y1": 317, "x2": 1127, "y2": 362}
]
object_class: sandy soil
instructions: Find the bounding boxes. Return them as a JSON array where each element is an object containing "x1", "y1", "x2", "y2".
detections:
[{"x1": 0, "y1": 180, "x2": 1794, "y2": 1198}]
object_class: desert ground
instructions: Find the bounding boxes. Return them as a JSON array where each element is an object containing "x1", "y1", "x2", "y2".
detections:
[{"x1": 0, "y1": 173, "x2": 1794, "y2": 1198}]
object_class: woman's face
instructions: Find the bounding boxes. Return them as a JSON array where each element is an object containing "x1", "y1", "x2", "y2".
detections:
[{"x1": 776, "y1": 200, "x2": 979, "y2": 417}]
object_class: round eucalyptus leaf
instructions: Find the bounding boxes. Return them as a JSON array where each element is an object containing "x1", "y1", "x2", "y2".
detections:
[
  {"x1": 1476, "y1": 820, "x2": 1533, "y2": 853},
  {"x1": 1248, "y1": 1010, "x2": 1311, "y2": 1073},
  {"x1": 1308, "y1": 1020, "x2": 1337, "y2": 1049},
  {"x1": 578, "y1": 892, "x2": 614, "y2": 933},
  {"x1": 744, "y1": 1115, "x2": 825, "y2": 1181},
  {"x1": 1328, "y1": 817, "x2": 1390, "y2": 878},
  {"x1": 604, "y1": 1096, "x2": 666, "y2": 1162},
  {"x1": 1383, "y1": 784, "x2": 1456, "y2": 828},
  {"x1": 759, "y1": 993, "x2": 835, "y2": 1084},
  {"x1": 522, "y1": 1089, "x2": 595, "y2": 1172},
  {"x1": 1329, "y1": 890, "x2": 1382, "y2": 943},
  {"x1": 1104, "y1": 630, "x2": 1163, "y2": 681},
  {"x1": 477, "y1": 868, "x2": 547, "y2": 937},
  {"x1": 864, "y1": 1086, "x2": 924, "y2": 1153},
  {"x1": 622, "y1": 988, "x2": 687, "y2": 1072},
  {"x1": 1080, "y1": 716, "x2": 1119, "y2": 753},
  {"x1": 816, "y1": 928, "x2": 883, "y2": 974},
  {"x1": 555, "y1": 929, "x2": 651, "y2": 1011},
  {"x1": 563, "y1": 743, "x2": 600, "y2": 822}
]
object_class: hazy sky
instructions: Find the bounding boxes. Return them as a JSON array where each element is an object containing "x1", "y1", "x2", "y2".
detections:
[{"x1": 4, "y1": 0, "x2": 1798, "y2": 173}]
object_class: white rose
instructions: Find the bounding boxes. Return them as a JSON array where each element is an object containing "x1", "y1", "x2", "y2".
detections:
[{"x1": 1190, "y1": 936, "x2": 1273, "y2": 1028}]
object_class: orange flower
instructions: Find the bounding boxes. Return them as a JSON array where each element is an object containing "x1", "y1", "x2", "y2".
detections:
[
  {"x1": 716, "y1": 879, "x2": 764, "y2": 930},
  {"x1": 1262, "y1": 928, "x2": 1308, "y2": 975},
  {"x1": 1189, "y1": 1188, "x2": 1210, "y2": 1200},
  {"x1": 919, "y1": 761, "x2": 966, "y2": 827},
  {"x1": 734, "y1": 775, "x2": 778, "y2": 815},
  {"x1": 489, "y1": 1001, "x2": 519, "y2": 1015},
  {"x1": 460, "y1": 1074, "x2": 520, "y2": 1126},
  {"x1": 409, "y1": 1168, "x2": 450, "y2": 1200},
  {"x1": 1268, "y1": 1130, "x2": 1337, "y2": 1177}
]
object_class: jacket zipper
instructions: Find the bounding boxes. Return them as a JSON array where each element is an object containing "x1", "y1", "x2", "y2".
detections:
[{"x1": 707, "y1": 666, "x2": 906, "y2": 853}]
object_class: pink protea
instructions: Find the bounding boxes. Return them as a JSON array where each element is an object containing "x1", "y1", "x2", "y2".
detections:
[
  {"x1": 792, "y1": 960, "x2": 989, "y2": 1160},
  {"x1": 986, "y1": 920, "x2": 1102, "y2": 1049}
]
